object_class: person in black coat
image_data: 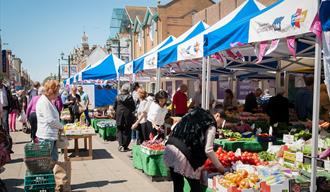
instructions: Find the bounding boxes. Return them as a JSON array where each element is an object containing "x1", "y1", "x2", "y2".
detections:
[
  {"x1": 266, "y1": 87, "x2": 289, "y2": 126},
  {"x1": 114, "y1": 84, "x2": 136, "y2": 152}
]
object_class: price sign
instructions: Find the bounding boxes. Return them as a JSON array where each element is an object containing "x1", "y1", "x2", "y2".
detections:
[
  {"x1": 318, "y1": 139, "x2": 325, "y2": 149},
  {"x1": 296, "y1": 152, "x2": 304, "y2": 163},
  {"x1": 283, "y1": 134, "x2": 294, "y2": 144},
  {"x1": 324, "y1": 160, "x2": 330, "y2": 172}
]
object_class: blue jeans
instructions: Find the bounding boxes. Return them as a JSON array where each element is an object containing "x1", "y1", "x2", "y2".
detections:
[
  {"x1": 84, "y1": 109, "x2": 91, "y2": 126},
  {"x1": 132, "y1": 129, "x2": 139, "y2": 141},
  {"x1": 38, "y1": 138, "x2": 58, "y2": 161}
]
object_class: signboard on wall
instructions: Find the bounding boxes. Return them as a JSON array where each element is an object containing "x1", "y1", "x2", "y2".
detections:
[
  {"x1": 217, "y1": 79, "x2": 230, "y2": 100},
  {"x1": 237, "y1": 80, "x2": 252, "y2": 100}
]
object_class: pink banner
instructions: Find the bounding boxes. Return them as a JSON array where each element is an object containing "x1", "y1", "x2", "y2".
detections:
[
  {"x1": 286, "y1": 36, "x2": 296, "y2": 59},
  {"x1": 310, "y1": 13, "x2": 322, "y2": 42},
  {"x1": 230, "y1": 42, "x2": 245, "y2": 47},
  {"x1": 256, "y1": 41, "x2": 268, "y2": 64},
  {"x1": 265, "y1": 39, "x2": 280, "y2": 56}
]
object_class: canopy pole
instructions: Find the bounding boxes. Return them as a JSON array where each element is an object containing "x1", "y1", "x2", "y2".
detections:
[
  {"x1": 310, "y1": 26, "x2": 322, "y2": 192},
  {"x1": 156, "y1": 68, "x2": 161, "y2": 92},
  {"x1": 275, "y1": 69, "x2": 281, "y2": 91},
  {"x1": 201, "y1": 57, "x2": 206, "y2": 109},
  {"x1": 117, "y1": 74, "x2": 120, "y2": 93},
  {"x1": 206, "y1": 56, "x2": 211, "y2": 110}
]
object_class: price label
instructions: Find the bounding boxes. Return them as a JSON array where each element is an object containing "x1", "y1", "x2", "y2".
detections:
[
  {"x1": 296, "y1": 152, "x2": 304, "y2": 163},
  {"x1": 318, "y1": 139, "x2": 325, "y2": 149},
  {"x1": 283, "y1": 134, "x2": 294, "y2": 144},
  {"x1": 283, "y1": 151, "x2": 296, "y2": 163},
  {"x1": 324, "y1": 160, "x2": 330, "y2": 172}
]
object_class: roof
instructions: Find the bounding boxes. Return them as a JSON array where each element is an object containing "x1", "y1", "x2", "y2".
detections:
[
  {"x1": 125, "y1": 6, "x2": 147, "y2": 24},
  {"x1": 158, "y1": 0, "x2": 215, "y2": 8}
]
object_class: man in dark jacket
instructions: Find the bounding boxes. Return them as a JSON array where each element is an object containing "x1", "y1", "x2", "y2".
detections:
[
  {"x1": 295, "y1": 76, "x2": 313, "y2": 121},
  {"x1": 114, "y1": 83, "x2": 136, "y2": 152},
  {"x1": 266, "y1": 88, "x2": 289, "y2": 125}
]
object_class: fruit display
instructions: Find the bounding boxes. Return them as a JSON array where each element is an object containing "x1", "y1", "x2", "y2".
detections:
[
  {"x1": 221, "y1": 130, "x2": 242, "y2": 139},
  {"x1": 218, "y1": 170, "x2": 259, "y2": 190},
  {"x1": 141, "y1": 139, "x2": 165, "y2": 151},
  {"x1": 64, "y1": 123, "x2": 95, "y2": 135},
  {"x1": 258, "y1": 151, "x2": 276, "y2": 161},
  {"x1": 294, "y1": 130, "x2": 312, "y2": 140},
  {"x1": 241, "y1": 151, "x2": 267, "y2": 166}
]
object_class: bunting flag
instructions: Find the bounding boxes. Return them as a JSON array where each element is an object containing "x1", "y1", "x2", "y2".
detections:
[
  {"x1": 310, "y1": 13, "x2": 323, "y2": 42},
  {"x1": 256, "y1": 41, "x2": 269, "y2": 63},
  {"x1": 176, "y1": 62, "x2": 182, "y2": 72},
  {"x1": 212, "y1": 52, "x2": 226, "y2": 65},
  {"x1": 230, "y1": 42, "x2": 245, "y2": 47},
  {"x1": 286, "y1": 36, "x2": 296, "y2": 59},
  {"x1": 225, "y1": 50, "x2": 239, "y2": 60},
  {"x1": 265, "y1": 39, "x2": 280, "y2": 56}
]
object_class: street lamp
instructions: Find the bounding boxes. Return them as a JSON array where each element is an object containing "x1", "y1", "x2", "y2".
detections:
[
  {"x1": 60, "y1": 52, "x2": 71, "y2": 78},
  {"x1": 58, "y1": 59, "x2": 61, "y2": 81}
]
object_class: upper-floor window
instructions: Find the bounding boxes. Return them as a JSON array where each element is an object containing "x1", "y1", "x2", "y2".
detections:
[
  {"x1": 149, "y1": 20, "x2": 156, "y2": 42},
  {"x1": 138, "y1": 29, "x2": 142, "y2": 47}
]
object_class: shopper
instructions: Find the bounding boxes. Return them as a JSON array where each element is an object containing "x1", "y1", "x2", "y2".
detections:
[
  {"x1": 53, "y1": 95, "x2": 63, "y2": 115},
  {"x1": 244, "y1": 88, "x2": 261, "y2": 113},
  {"x1": 36, "y1": 80, "x2": 63, "y2": 161},
  {"x1": 131, "y1": 88, "x2": 149, "y2": 144},
  {"x1": 295, "y1": 76, "x2": 313, "y2": 121},
  {"x1": 77, "y1": 85, "x2": 91, "y2": 126},
  {"x1": 9, "y1": 90, "x2": 20, "y2": 132},
  {"x1": 266, "y1": 88, "x2": 289, "y2": 126},
  {"x1": 17, "y1": 90, "x2": 28, "y2": 129},
  {"x1": 27, "y1": 87, "x2": 44, "y2": 142},
  {"x1": 172, "y1": 84, "x2": 188, "y2": 117},
  {"x1": 114, "y1": 84, "x2": 136, "y2": 152},
  {"x1": 0, "y1": 74, "x2": 13, "y2": 134},
  {"x1": 28, "y1": 81, "x2": 40, "y2": 103},
  {"x1": 223, "y1": 89, "x2": 237, "y2": 111},
  {"x1": 146, "y1": 90, "x2": 168, "y2": 139},
  {"x1": 67, "y1": 86, "x2": 81, "y2": 123},
  {"x1": 164, "y1": 107, "x2": 225, "y2": 192},
  {"x1": 131, "y1": 82, "x2": 140, "y2": 144}
]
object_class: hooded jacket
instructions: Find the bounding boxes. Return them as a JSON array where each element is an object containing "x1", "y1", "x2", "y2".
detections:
[{"x1": 114, "y1": 92, "x2": 136, "y2": 127}]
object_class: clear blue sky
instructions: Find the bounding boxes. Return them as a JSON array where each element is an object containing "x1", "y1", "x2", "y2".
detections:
[{"x1": 0, "y1": 0, "x2": 167, "y2": 82}]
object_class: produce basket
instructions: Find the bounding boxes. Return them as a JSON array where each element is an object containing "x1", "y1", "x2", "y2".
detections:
[
  {"x1": 24, "y1": 171, "x2": 55, "y2": 192},
  {"x1": 25, "y1": 157, "x2": 53, "y2": 174},
  {"x1": 140, "y1": 146, "x2": 164, "y2": 155},
  {"x1": 24, "y1": 142, "x2": 51, "y2": 158}
]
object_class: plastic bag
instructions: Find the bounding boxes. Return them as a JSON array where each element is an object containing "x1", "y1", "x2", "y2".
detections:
[
  {"x1": 57, "y1": 135, "x2": 69, "y2": 149},
  {"x1": 17, "y1": 111, "x2": 27, "y2": 123}
]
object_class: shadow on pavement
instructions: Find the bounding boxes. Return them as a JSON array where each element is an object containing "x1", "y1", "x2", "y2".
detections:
[
  {"x1": 14, "y1": 141, "x2": 30, "y2": 145},
  {"x1": 71, "y1": 180, "x2": 111, "y2": 190},
  {"x1": 93, "y1": 149, "x2": 113, "y2": 160},
  {"x1": 109, "y1": 180, "x2": 127, "y2": 184},
  {"x1": 3, "y1": 178, "x2": 24, "y2": 192},
  {"x1": 8, "y1": 158, "x2": 23, "y2": 164}
]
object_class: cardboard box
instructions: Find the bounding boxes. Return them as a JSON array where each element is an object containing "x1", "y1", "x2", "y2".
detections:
[
  {"x1": 289, "y1": 179, "x2": 310, "y2": 192},
  {"x1": 216, "y1": 185, "x2": 256, "y2": 192}
]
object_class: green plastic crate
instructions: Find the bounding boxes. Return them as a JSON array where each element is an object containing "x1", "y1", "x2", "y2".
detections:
[
  {"x1": 24, "y1": 171, "x2": 55, "y2": 192},
  {"x1": 25, "y1": 142, "x2": 51, "y2": 158},
  {"x1": 106, "y1": 126, "x2": 116, "y2": 140},
  {"x1": 98, "y1": 127, "x2": 107, "y2": 140}
]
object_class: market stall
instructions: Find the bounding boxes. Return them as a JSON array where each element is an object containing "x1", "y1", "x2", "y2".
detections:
[{"x1": 63, "y1": 123, "x2": 96, "y2": 161}]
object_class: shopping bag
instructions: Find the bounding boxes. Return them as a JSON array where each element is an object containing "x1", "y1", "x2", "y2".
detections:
[
  {"x1": 53, "y1": 161, "x2": 71, "y2": 192},
  {"x1": 17, "y1": 111, "x2": 27, "y2": 123},
  {"x1": 57, "y1": 135, "x2": 69, "y2": 149}
]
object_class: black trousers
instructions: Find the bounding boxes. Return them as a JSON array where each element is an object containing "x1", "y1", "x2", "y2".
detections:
[
  {"x1": 116, "y1": 125, "x2": 132, "y2": 149},
  {"x1": 28, "y1": 112, "x2": 37, "y2": 140},
  {"x1": 170, "y1": 168, "x2": 201, "y2": 192}
]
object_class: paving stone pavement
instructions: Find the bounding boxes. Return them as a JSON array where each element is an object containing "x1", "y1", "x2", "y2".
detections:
[{"x1": 1, "y1": 127, "x2": 172, "y2": 192}]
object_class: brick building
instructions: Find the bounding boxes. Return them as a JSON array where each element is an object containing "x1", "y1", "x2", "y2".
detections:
[{"x1": 192, "y1": 0, "x2": 278, "y2": 25}]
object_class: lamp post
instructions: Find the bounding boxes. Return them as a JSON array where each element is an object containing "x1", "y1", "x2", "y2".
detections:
[{"x1": 58, "y1": 59, "x2": 61, "y2": 81}]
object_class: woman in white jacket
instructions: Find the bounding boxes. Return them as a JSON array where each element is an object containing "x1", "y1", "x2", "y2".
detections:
[{"x1": 36, "y1": 80, "x2": 63, "y2": 161}]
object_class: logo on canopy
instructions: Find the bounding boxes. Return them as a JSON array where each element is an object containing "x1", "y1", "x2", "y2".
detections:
[
  {"x1": 178, "y1": 41, "x2": 201, "y2": 58},
  {"x1": 291, "y1": 8, "x2": 307, "y2": 28}
]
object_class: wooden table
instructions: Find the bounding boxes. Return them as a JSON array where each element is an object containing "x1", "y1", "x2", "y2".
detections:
[{"x1": 63, "y1": 134, "x2": 95, "y2": 161}]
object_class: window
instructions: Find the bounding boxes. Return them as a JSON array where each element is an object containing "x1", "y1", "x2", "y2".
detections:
[{"x1": 149, "y1": 20, "x2": 156, "y2": 42}]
